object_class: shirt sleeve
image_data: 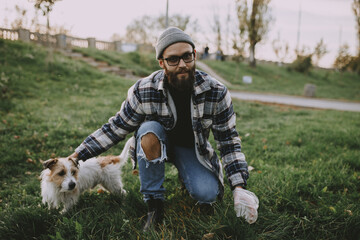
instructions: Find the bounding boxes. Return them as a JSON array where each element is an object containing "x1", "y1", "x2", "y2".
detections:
[
  {"x1": 211, "y1": 86, "x2": 249, "y2": 188},
  {"x1": 75, "y1": 83, "x2": 145, "y2": 160}
]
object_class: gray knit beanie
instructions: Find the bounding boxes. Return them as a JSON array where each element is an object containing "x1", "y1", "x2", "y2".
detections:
[{"x1": 155, "y1": 27, "x2": 195, "y2": 59}]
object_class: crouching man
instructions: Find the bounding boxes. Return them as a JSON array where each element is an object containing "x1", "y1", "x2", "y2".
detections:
[{"x1": 69, "y1": 27, "x2": 259, "y2": 231}]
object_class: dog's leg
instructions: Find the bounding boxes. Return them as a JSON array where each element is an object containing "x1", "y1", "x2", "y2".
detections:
[
  {"x1": 61, "y1": 191, "x2": 80, "y2": 213},
  {"x1": 102, "y1": 176, "x2": 126, "y2": 195}
]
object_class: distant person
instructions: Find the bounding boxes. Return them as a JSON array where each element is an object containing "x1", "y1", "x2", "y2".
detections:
[
  {"x1": 202, "y1": 45, "x2": 209, "y2": 59},
  {"x1": 216, "y1": 49, "x2": 225, "y2": 61},
  {"x1": 68, "y1": 27, "x2": 259, "y2": 231}
]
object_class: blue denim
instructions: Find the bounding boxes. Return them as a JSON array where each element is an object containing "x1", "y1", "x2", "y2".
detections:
[{"x1": 136, "y1": 121, "x2": 219, "y2": 203}]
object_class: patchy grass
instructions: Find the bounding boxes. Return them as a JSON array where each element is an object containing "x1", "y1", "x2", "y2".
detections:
[
  {"x1": 73, "y1": 47, "x2": 160, "y2": 77},
  {"x1": 0, "y1": 39, "x2": 359, "y2": 239}
]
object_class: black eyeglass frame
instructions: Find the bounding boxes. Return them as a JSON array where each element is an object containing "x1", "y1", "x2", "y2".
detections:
[{"x1": 163, "y1": 51, "x2": 195, "y2": 66}]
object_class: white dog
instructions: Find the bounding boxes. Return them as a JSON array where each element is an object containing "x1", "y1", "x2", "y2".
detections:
[{"x1": 40, "y1": 137, "x2": 134, "y2": 213}]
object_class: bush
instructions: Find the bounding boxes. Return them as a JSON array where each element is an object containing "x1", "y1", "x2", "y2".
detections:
[
  {"x1": 288, "y1": 54, "x2": 313, "y2": 73},
  {"x1": 349, "y1": 56, "x2": 360, "y2": 75},
  {"x1": 332, "y1": 44, "x2": 360, "y2": 74}
]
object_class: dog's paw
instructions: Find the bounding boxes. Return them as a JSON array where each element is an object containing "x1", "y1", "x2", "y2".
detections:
[
  {"x1": 60, "y1": 208, "x2": 68, "y2": 214},
  {"x1": 121, "y1": 189, "x2": 127, "y2": 195}
]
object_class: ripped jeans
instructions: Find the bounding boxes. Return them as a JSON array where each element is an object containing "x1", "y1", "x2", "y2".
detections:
[{"x1": 136, "y1": 121, "x2": 219, "y2": 204}]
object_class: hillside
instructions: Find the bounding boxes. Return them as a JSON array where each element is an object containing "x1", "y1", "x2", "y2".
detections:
[{"x1": 203, "y1": 60, "x2": 360, "y2": 101}]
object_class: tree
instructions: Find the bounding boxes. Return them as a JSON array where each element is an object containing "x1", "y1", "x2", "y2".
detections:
[
  {"x1": 233, "y1": 0, "x2": 248, "y2": 61},
  {"x1": 333, "y1": 44, "x2": 354, "y2": 71},
  {"x1": 235, "y1": 0, "x2": 273, "y2": 67},
  {"x1": 32, "y1": 0, "x2": 60, "y2": 37},
  {"x1": 124, "y1": 14, "x2": 199, "y2": 46},
  {"x1": 352, "y1": 0, "x2": 360, "y2": 56},
  {"x1": 11, "y1": 5, "x2": 28, "y2": 29},
  {"x1": 312, "y1": 38, "x2": 328, "y2": 66},
  {"x1": 272, "y1": 33, "x2": 289, "y2": 66},
  {"x1": 212, "y1": 12, "x2": 222, "y2": 52}
]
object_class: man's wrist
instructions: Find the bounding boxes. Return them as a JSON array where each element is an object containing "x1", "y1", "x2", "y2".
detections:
[
  {"x1": 231, "y1": 183, "x2": 246, "y2": 190},
  {"x1": 68, "y1": 152, "x2": 79, "y2": 159}
]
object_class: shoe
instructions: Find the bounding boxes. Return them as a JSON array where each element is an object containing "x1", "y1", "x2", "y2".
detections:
[
  {"x1": 198, "y1": 203, "x2": 214, "y2": 215},
  {"x1": 143, "y1": 198, "x2": 164, "y2": 232}
]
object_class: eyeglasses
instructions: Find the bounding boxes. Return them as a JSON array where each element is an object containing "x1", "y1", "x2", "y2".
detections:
[{"x1": 163, "y1": 52, "x2": 195, "y2": 66}]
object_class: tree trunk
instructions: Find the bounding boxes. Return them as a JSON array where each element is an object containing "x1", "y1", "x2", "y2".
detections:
[{"x1": 249, "y1": 44, "x2": 256, "y2": 67}]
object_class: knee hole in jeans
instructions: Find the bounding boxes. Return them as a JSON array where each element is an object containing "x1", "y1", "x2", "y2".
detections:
[{"x1": 141, "y1": 133, "x2": 161, "y2": 161}]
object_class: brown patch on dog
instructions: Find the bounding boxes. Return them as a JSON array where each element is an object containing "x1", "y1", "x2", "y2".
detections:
[
  {"x1": 43, "y1": 158, "x2": 58, "y2": 169},
  {"x1": 98, "y1": 155, "x2": 121, "y2": 168},
  {"x1": 48, "y1": 161, "x2": 67, "y2": 187},
  {"x1": 45, "y1": 158, "x2": 79, "y2": 188},
  {"x1": 141, "y1": 132, "x2": 161, "y2": 160}
]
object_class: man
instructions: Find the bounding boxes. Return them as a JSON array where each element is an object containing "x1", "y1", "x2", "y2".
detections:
[{"x1": 69, "y1": 27, "x2": 258, "y2": 231}]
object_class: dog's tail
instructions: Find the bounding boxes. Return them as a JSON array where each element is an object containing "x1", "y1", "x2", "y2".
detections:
[{"x1": 119, "y1": 136, "x2": 134, "y2": 165}]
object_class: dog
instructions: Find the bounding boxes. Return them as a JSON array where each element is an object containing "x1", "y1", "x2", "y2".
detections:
[{"x1": 40, "y1": 137, "x2": 134, "y2": 213}]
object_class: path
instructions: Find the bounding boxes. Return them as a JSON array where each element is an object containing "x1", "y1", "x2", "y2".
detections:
[{"x1": 197, "y1": 61, "x2": 360, "y2": 113}]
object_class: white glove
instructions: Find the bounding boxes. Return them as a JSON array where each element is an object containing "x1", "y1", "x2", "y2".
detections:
[{"x1": 233, "y1": 187, "x2": 259, "y2": 224}]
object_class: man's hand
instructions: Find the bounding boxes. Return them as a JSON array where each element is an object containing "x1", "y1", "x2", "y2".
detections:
[
  {"x1": 67, "y1": 152, "x2": 79, "y2": 166},
  {"x1": 233, "y1": 187, "x2": 259, "y2": 224},
  {"x1": 68, "y1": 152, "x2": 78, "y2": 159}
]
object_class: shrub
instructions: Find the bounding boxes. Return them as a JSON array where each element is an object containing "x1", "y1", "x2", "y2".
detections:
[{"x1": 288, "y1": 54, "x2": 313, "y2": 73}]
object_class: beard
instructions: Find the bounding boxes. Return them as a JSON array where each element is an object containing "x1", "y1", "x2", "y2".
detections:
[{"x1": 164, "y1": 63, "x2": 196, "y2": 92}]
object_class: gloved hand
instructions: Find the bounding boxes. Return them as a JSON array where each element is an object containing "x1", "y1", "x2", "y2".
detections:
[{"x1": 233, "y1": 187, "x2": 259, "y2": 224}]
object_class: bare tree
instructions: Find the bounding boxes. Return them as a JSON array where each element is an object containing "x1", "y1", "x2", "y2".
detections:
[
  {"x1": 333, "y1": 43, "x2": 353, "y2": 71},
  {"x1": 125, "y1": 16, "x2": 158, "y2": 45},
  {"x1": 124, "y1": 14, "x2": 199, "y2": 46},
  {"x1": 233, "y1": 0, "x2": 248, "y2": 61},
  {"x1": 272, "y1": 34, "x2": 289, "y2": 66},
  {"x1": 212, "y1": 12, "x2": 222, "y2": 52},
  {"x1": 353, "y1": 0, "x2": 360, "y2": 56},
  {"x1": 32, "y1": 0, "x2": 60, "y2": 37},
  {"x1": 235, "y1": 0, "x2": 273, "y2": 67},
  {"x1": 313, "y1": 38, "x2": 328, "y2": 66},
  {"x1": 11, "y1": 5, "x2": 28, "y2": 29}
]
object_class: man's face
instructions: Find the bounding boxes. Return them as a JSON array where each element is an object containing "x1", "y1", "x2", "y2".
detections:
[{"x1": 159, "y1": 42, "x2": 196, "y2": 91}]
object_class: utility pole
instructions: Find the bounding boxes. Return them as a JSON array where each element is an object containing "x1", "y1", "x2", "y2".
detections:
[
  {"x1": 296, "y1": 1, "x2": 302, "y2": 53},
  {"x1": 165, "y1": 0, "x2": 169, "y2": 28},
  {"x1": 338, "y1": 25, "x2": 342, "y2": 49}
]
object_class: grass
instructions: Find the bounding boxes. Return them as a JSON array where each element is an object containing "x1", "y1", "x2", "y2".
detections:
[
  {"x1": 202, "y1": 60, "x2": 360, "y2": 101},
  {"x1": 0, "y1": 39, "x2": 359, "y2": 239}
]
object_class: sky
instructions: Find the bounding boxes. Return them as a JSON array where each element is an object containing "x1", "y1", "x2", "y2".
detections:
[{"x1": 0, "y1": 0, "x2": 357, "y2": 68}]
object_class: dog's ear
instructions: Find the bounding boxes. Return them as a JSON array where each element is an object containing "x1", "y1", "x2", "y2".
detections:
[
  {"x1": 68, "y1": 157, "x2": 79, "y2": 168},
  {"x1": 43, "y1": 158, "x2": 58, "y2": 169}
]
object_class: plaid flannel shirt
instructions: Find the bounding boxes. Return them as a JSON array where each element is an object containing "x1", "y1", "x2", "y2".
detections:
[{"x1": 75, "y1": 69, "x2": 249, "y2": 189}]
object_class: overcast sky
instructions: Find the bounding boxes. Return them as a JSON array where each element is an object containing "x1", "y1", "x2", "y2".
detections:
[{"x1": 0, "y1": 0, "x2": 357, "y2": 68}]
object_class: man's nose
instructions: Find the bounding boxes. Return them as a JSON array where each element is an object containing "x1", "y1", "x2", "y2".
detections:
[{"x1": 178, "y1": 58, "x2": 187, "y2": 67}]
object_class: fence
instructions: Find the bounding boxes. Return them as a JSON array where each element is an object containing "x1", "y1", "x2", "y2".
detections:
[{"x1": 0, "y1": 27, "x2": 145, "y2": 53}]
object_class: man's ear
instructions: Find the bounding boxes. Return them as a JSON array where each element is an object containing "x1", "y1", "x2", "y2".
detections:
[
  {"x1": 194, "y1": 49, "x2": 197, "y2": 60},
  {"x1": 158, "y1": 59, "x2": 165, "y2": 69}
]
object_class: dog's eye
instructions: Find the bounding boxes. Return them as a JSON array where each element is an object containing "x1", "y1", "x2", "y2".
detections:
[
  {"x1": 58, "y1": 170, "x2": 65, "y2": 176},
  {"x1": 71, "y1": 170, "x2": 77, "y2": 175}
]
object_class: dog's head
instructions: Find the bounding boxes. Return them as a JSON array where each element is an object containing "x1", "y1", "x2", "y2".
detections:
[{"x1": 43, "y1": 157, "x2": 79, "y2": 192}]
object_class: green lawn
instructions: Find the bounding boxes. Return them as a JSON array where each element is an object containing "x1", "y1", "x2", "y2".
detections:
[{"x1": 0, "y1": 39, "x2": 359, "y2": 239}]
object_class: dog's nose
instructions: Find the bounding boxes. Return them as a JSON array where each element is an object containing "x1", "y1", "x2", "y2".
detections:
[{"x1": 68, "y1": 182, "x2": 76, "y2": 190}]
